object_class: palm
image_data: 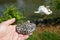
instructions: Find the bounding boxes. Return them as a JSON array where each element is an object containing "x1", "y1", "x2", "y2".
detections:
[{"x1": 0, "y1": 18, "x2": 29, "y2": 40}]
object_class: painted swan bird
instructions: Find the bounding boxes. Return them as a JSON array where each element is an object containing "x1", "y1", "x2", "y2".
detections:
[{"x1": 34, "y1": 5, "x2": 52, "y2": 15}]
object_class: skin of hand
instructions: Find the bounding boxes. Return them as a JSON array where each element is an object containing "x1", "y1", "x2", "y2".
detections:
[{"x1": 0, "y1": 18, "x2": 29, "y2": 40}]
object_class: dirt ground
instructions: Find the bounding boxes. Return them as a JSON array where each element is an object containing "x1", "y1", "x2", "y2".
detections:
[{"x1": 35, "y1": 25, "x2": 60, "y2": 34}]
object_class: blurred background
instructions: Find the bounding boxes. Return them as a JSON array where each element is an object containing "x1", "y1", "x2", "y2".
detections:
[{"x1": 0, "y1": 0, "x2": 60, "y2": 40}]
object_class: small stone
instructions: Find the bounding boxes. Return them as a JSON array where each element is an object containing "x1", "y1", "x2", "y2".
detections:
[{"x1": 16, "y1": 21, "x2": 36, "y2": 35}]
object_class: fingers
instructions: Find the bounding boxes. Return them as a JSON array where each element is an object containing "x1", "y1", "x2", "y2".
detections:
[
  {"x1": 18, "y1": 34, "x2": 29, "y2": 40},
  {"x1": 22, "y1": 35, "x2": 29, "y2": 40},
  {"x1": 1, "y1": 18, "x2": 15, "y2": 26},
  {"x1": 9, "y1": 25, "x2": 29, "y2": 40},
  {"x1": 29, "y1": 33, "x2": 32, "y2": 35},
  {"x1": 11, "y1": 25, "x2": 29, "y2": 40}
]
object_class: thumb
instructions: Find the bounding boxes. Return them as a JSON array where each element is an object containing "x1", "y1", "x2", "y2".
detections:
[{"x1": 1, "y1": 18, "x2": 16, "y2": 26}]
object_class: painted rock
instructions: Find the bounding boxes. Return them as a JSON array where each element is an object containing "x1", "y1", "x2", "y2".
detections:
[{"x1": 16, "y1": 21, "x2": 36, "y2": 35}]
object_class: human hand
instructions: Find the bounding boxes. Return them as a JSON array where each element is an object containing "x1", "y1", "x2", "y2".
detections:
[{"x1": 0, "y1": 18, "x2": 29, "y2": 40}]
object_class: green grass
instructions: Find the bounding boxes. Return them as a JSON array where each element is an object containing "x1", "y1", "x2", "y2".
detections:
[{"x1": 27, "y1": 31, "x2": 60, "y2": 40}]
